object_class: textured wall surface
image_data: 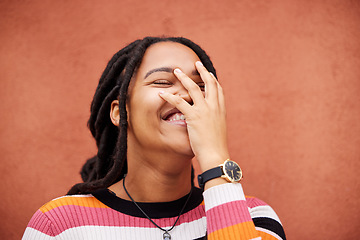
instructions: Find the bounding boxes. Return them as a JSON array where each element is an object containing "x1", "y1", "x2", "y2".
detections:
[{"x1": 1, "y1": 1, "x2": 359, "y2": 239}]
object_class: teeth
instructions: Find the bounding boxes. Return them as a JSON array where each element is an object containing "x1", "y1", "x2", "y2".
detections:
[{"x1": 168, "y1": 113, "x2": 186, "y2": 121}]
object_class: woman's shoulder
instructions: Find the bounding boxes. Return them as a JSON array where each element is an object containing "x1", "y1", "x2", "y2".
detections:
[
  {"x1": 23, "y1": 193, "x2": 110, "y2": 239},
  {"x1": 245, "y1": 195, "x2": 275, "y2": 210},
  {"x1": 245, "y1": 195, "x2": 282, "y2": 223},
  {"x1": 29, "y1": 193, "x2": 110, "y2": 227},
  {"x1": 38, "y1": 193, "x2": 108, "y2": 213}
]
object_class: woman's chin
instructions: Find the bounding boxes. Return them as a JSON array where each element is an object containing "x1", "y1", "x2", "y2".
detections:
[{"x1": 175, "y1": 145, "x2": 194, "y2": 159}]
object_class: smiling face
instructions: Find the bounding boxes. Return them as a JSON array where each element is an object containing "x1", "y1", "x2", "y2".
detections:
[{"x1": 126, "y1": 41, "x2": 203, "y2": 160}]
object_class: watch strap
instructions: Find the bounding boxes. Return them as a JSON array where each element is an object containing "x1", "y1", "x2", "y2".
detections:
[{"x1": 198, "y1": 166, "x2": 223, "y2": 190}]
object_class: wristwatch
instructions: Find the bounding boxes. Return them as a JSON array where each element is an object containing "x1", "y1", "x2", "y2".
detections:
[{"x1": 198, "y1": 159, "x2": 243, "y2": 190}]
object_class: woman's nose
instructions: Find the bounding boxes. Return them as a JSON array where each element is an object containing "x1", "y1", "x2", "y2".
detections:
[{"x1": 176, "y1": 89, "x2": 192, "y2": 104}]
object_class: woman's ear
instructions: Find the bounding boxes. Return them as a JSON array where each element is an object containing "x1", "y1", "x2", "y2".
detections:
[{"x1": 110, "y1": 100, "x2": 120, "y2": 126}]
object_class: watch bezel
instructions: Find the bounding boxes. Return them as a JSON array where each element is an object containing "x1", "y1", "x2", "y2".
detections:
[{"x1": 222, "y1": 159, "x2": 242, "y2": 183}]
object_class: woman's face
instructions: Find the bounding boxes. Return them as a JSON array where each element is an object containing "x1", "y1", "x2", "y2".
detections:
[{"x1": 126, "y1": 41, "x2": 203, "y2": 159}]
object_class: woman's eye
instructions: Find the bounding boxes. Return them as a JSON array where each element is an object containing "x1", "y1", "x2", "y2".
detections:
[
  {"x1": 197, "y1": 82, "x2": 205, "y2": 90},
  {"x1": 153, "y1": 80, "x2": 172, "y2": 86}
]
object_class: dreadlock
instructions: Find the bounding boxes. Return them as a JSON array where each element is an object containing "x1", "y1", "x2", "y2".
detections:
[{"x1": 67, "y1": 36, "x2": 217, "y2": 195}]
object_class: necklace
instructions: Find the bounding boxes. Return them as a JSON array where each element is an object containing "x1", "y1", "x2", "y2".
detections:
[{"x1": 123, "y1": 177, "x2": 193, "y2": 240}]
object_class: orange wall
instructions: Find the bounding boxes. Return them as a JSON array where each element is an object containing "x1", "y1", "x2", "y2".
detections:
[{"x1": 1, "y1": 1, "x2": 359, "y2": 239}]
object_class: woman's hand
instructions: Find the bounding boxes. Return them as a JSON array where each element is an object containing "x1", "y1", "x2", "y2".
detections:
[{"x1": 159, "y1": 61, "x2": 230, "y2": 172}]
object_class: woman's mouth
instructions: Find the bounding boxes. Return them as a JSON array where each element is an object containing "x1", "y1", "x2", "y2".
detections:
[
  {"x1": 162, "y1": 109, "x2": 187, "y2": 126},
  {"x1": 167, "y1": 113, "x2": 186, "y2": 121}
]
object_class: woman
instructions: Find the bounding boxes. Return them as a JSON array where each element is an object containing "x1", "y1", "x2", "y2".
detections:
[{"x1": 23, "y1": 37, "x2": 286, "y2": 240}]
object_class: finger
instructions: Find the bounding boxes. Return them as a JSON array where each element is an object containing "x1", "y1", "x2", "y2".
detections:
[
  {"x1": 210, "y1": 71, "x2": 226, "y2": 114},
  {"x1": 209, "y1": 72, "x2": 217, "y2": 80},
  {"x1": 209, "y1": 72, "x2": 225, "y2": 107},
  {"x1": 158, "y1": 91, "x2": 192, "y2": 115},
  {"x1": 174, "y1": 68, "x2": 206, "y2": 105},
  {"x1": 217, "y1": 81, "x2": 226, "y2": 114},
  {"x1": 195, "y1": 61, "x2": 218, "y2": 103}
]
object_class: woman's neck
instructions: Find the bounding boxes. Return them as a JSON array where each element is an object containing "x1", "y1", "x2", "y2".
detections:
[{"x1": 109, "y1": 154, "x2": 193, "y2": 202}]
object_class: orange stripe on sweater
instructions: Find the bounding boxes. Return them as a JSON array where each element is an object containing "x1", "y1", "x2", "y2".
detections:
[
  {"x1": 208, "y1": 221, "x2": 259, "y2": 240},
  {"x1": 39, "y1": 195, "x2": 109, "y2": 213},
  {"x1": 257, "y1": 228, "x2": 282, "y2": 240}
]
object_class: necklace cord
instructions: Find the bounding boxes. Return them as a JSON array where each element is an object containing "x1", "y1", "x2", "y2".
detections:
[{"x1": 122, "y1": 177, "x2": 193, "y2": 233}]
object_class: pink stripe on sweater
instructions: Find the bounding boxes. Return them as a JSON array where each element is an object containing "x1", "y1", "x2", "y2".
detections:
[
  {"x1": 27, "y1": 210, "x2": 55, "y2": 236},
  {"x1": 245, "y1": 197, "x2": 268, "y2": 208},
  {"x1": 206, "y1": 200, "x2": 252, "y2": 234},
  {"x1": 28, "y1": 204, "x2": 205, "y2": 236}
]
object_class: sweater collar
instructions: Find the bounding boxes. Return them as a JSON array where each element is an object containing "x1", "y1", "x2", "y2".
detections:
[{"x1": 92, "y1": 186, "x2": 203, "y2": 218}]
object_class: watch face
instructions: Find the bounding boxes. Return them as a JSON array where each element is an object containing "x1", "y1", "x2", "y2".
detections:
[{"x1": 224, "y1": 160, "x2": 242, "y2": 182}]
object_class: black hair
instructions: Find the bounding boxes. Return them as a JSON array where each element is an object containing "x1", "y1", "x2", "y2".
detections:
[{"x1": 67, "y1": 36, "x2": 217, "y2": 195}]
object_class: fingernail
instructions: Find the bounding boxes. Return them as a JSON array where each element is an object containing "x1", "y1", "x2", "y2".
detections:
[
  {"x1": 196, "y1": 61, "x2": 203, "y2": 67},
  {"x1": 159, "y1": 90, "x2": 165, "y2": 95},
  {"x1": 174, "y1": 68, "x2": 182, "y2": 74}
]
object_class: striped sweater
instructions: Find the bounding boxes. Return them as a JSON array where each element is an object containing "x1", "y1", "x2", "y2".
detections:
[{"x1": 23, "y1": 183, "x2": 286, "y2": 239}]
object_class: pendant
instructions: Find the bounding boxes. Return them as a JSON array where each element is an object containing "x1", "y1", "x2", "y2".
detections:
[{"x1": 163, "y1": 231, "x2": 171, "y2": 240}]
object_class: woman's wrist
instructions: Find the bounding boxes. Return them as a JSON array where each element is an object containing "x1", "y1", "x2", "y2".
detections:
[
  {"x1": 203, "y1": 177, "x2": 229, "y2": 190},
  {"x1": 197, "y1": 152, "x2": 230, "y2": 173}
]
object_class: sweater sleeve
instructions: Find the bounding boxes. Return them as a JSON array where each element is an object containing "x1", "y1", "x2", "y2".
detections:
[{"x1": 203, "y1": 183, "x2": 286, "y2": 240}]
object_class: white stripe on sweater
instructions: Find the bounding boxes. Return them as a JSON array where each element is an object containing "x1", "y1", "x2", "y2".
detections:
[
  {"x1": 250, "y1": 205, "x2": 282, "y2": 224},
  {"x1": 203, "y1": 183, "x2": 246, "y2": 212},
  {"x1": 23, "y1": 216, "x2": 207, "y2": 240}
]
